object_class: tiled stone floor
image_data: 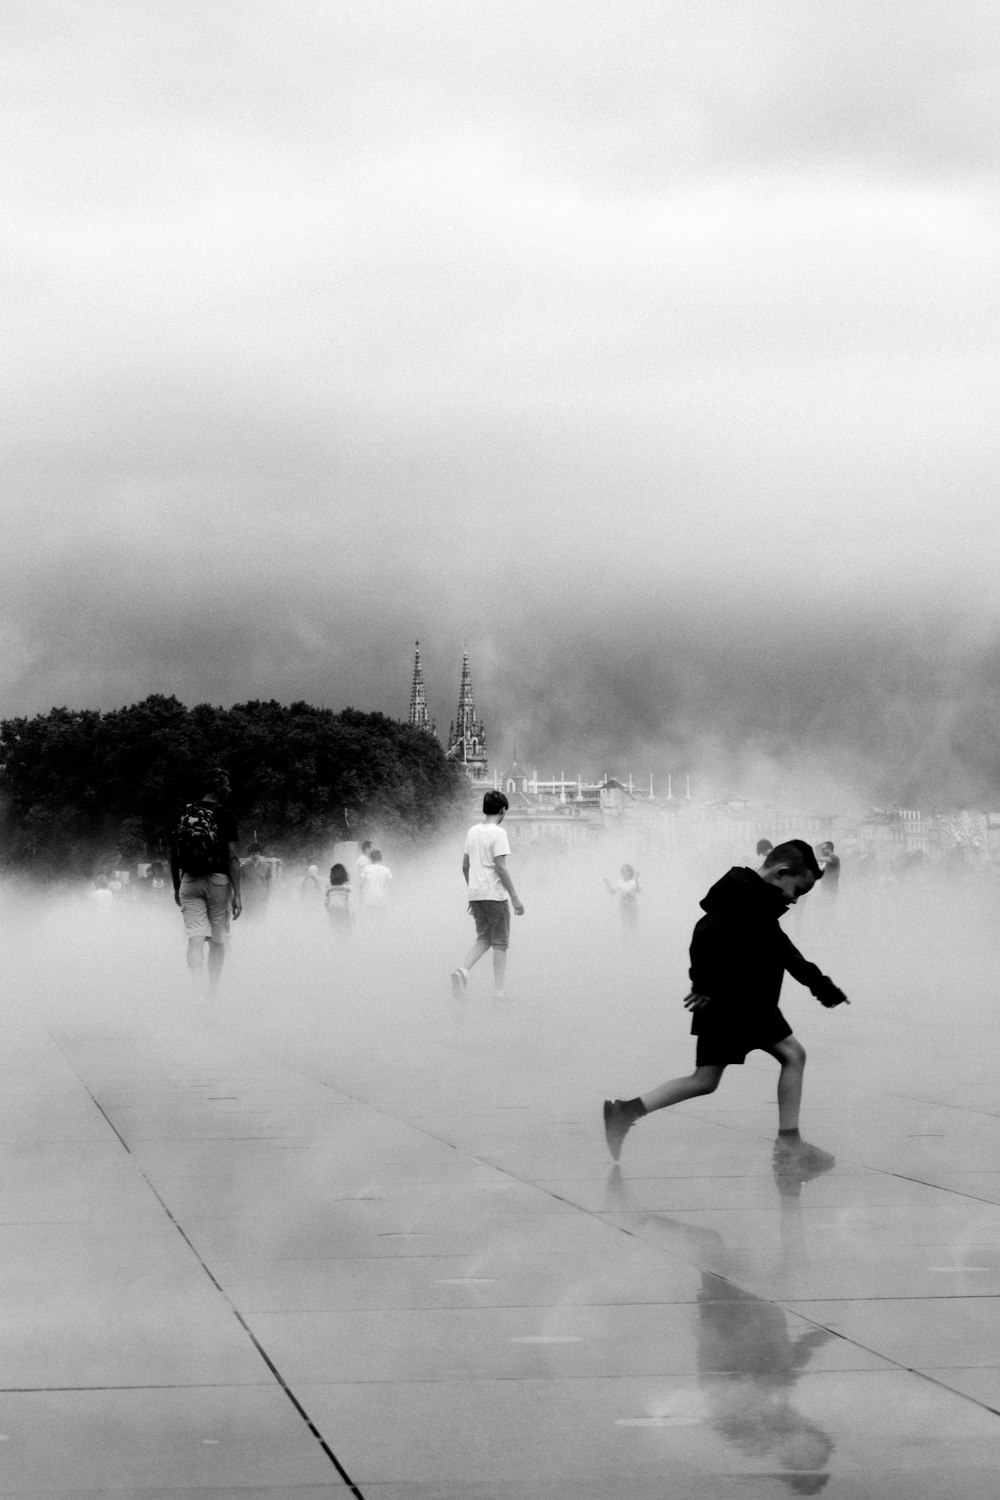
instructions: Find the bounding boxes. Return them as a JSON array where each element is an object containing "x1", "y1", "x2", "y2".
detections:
[{"x1": 3, "y1": 876, "x2": 1000, "y2": 1496}]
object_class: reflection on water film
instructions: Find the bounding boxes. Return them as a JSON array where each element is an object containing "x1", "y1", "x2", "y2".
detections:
[{"x1": 5, "y1": 817, "x2": 1000, "y2": 1495}]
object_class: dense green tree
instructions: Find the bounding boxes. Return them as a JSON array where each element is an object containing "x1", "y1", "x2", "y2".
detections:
[{"x1": 0, "y1": 696, "x2": 462, "y2": 875}]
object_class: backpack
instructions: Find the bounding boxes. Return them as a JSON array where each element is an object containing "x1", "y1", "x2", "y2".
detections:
[{"x1": 174, "y1": 802, "x2": 221, "y2": 876}]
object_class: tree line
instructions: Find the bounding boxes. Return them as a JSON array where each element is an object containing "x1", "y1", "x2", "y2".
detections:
[{"x1": 0, "y1": 694, "x2": 463, "y2": 875}]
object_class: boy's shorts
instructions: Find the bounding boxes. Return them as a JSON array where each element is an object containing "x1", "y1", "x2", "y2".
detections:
[
  {"x1": 469, "y1": 899, "x2": 510, "y2": 950},
  {"x1": 693, "y1": 1008, "x2": 792, "y2": 1068},
  {"x1": 179, "y1": 873, "x2": 232, "y2": 942}
]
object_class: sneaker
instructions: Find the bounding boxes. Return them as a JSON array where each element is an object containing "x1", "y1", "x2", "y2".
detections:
[
  {"x1": 603, "y1": 1099, "x2": 633, "y2": 1162},
  {"x1": 772, "y1": 1138, "x2": 835, "y2": 1178},
  {"x1": 450, "y1": 968, "x2": 468, "y2": 999}
]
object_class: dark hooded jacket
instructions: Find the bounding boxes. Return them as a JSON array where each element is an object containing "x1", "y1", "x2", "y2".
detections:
[{"x1": 688, "y1": 867, "x2": 831, "y2": 1036}]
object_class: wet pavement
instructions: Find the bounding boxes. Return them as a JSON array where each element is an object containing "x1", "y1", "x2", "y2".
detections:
[{"x1": 3, "y1": 891, "x2": 1000, "y2": 1498}]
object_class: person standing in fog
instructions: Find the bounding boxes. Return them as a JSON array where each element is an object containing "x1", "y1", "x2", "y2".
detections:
[
  {"x1": 92, "y1": 875, "x2": 114, "y2": 917},
  {"x1": 756, "y1": 838, "x2": 773, "y2": 861},
  {"x1": 359, "y1": 849, "x2": 392, "y2": 909},
  {"x1": 170, "y1": 769, "x2": 242, "y2": 997},
  {"x1": 240, "y1": 842, "x2": 274, "y2": 922},
  {"x1": 605, "y1": 863, "x2": 641, "y2": 935},
  {"x1": 355, "y1": 841, "x2": 373, "y2": 885},
  {"x1": 451, "y1": 789, "x2": 524, "y2": 1002},
  {"x1": 817, "y1": 841, "x2": 840, "y2": 895},
  {"x1": 325, "y1": 863, "x2": 353, "y2": 937},
  {"x1": 604, "y1": 840, "x2": 848, "y2": 1173}
]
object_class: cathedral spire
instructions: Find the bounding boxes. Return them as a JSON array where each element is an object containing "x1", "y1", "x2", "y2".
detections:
[
  {"x1": 446, "y1": 650, "x2": 489, "y2": 780},
  {"x1": 408, "y1": 641, "x2": 435, "y2": 735}
]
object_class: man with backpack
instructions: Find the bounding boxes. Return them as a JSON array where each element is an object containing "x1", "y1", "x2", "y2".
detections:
[{"x1": 170, "y1": 769, "x2": 242, "y2": 995}]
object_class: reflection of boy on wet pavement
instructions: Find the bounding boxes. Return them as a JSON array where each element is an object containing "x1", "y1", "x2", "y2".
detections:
[
  {"x1": 604, "y1": 840, "x2": 848, "y2": 1172},
  {"x1": 606, "y1": 1163, "x2": 835, "y2": 1495},
  {"x1": 697, "y1": 1275, "x2": 834, "y2": 1494}
]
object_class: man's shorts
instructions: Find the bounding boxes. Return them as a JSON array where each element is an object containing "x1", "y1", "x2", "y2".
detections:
[
  {"x1": 469, "y1": 899, "x2": 510, "y2": 950},
  {"x1": 693, "y1": 1007, "x2": 792, "y2": 1068},
  {"x1": 179, "y1": 873, "x2": 232, "y2": 942}
]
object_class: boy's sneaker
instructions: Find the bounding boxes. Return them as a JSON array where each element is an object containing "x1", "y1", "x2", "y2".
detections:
[
  {"x1": 450, "y1": 968, "x2": 468, "y2": 999},
  {"x1": 772, "y1": 1137, "x2": 835, "y2": 1177},
  {"x1": 603, "y1": 1099, "x2": 634, "y2": 1162}
]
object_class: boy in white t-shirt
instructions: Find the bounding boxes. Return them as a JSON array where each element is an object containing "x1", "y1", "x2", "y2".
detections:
[
  {"x1": 359, "y1": 849, "x2": 392, "y2": 908},
  {"x1": 451, "y1": 790, "x2": 525, "y2": 1001}
]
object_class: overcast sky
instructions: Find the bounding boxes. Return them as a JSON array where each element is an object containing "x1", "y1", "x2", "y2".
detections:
[{"x1": 4, "y1": 2, "x2": 1000, "y2": 802}]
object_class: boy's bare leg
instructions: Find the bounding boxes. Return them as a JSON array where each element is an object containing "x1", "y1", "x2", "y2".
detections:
[
  {"x1": 768, "y1": 1036, "x2": 806, "y2": 1132},
  {"x1": 767, "y1": 1036, "x2": 835, "y2": 1175},
  {"x1": 605, "y1": 1066, "x2": 724, "y2": 1161},
  {"x1": 461, "y1": 936, "x2": 491, "y2": 972},
  {"x1": 492, "y1": 947, "x2": 508, "y2": 995},
  {"x1": 641, "y1": 1065, "x2": 725, "y2": 1113},
  {"x1": 452, "y1": 935, "x2": 491, "y2": 997}
]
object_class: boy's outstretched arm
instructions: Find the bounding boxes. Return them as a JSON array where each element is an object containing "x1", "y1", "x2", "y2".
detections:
[{"x1": 779, "y1": 932, "x2": 850, "y2": 1006}]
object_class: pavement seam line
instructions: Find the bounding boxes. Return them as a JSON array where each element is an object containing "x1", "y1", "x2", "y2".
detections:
[{"x1": 49, "y1": 1031, "x2": 368, "y2": 1500}]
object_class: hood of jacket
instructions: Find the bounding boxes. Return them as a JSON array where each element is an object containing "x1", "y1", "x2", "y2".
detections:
[{"x1": 699, "y1": 866, "x2": 790, "y2": 919}]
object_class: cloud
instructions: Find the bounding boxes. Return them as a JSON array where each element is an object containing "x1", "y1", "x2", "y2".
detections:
[{"x1": 2, "y1": 2, "x2": 1000, "y2": 807}]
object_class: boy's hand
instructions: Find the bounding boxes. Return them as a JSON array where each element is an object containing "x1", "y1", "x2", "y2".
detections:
[
  {"x1": 683, "y1": 991, "x2": 711, "y2": 1012},
  {"x1": 513, "y1": 902, "x2": 525, "y2": 916},
  {"x1": 815, "y1": 979, "x2": 849, "y2": 1007}
]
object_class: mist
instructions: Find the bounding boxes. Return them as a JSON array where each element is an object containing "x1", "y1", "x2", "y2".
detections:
[
  {"x1": 4, "y1": 3, "x2": 1000, "y2": 820},
  {"x1": 9, "y1": 825, "x2": 992, "y2": 1127}
]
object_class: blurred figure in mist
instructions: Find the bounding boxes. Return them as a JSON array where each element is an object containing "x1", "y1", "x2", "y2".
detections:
[
  {"x1": 170, "y1": 768, "x2": 242, "y2": 998},
  {"x1": 816, "y1": 842, "x2": 840, "y2": 895},
  {"x1": 451, "y1": 789, "x2": 524, "y2": 1003},
  {"x1": 812, "y1": 842, "x2": 841, "y2": 946},
  {"x1": 91, "y1": 875, "x2": 114, "y2": 918},
  {"x1": 135, "y1": 861, "x2": 167, "y2": 902},
  {"x1": 604, "y1": 840, "x2": 848, "y2": 1174},
  {"x1": 299, "y1": 863, "x2": 325, "y2": 905},
  {"x1": 355, "y1": 840, "x2": 373, "y2": 885},
  {"x1": 604, "y1": 863, "x2": 641, "y2": 935},
  {"x1": 756, "y1": 839, "x2": 774, "y2": 861},
  {"x1": 240, "y1": 842, "x2": 274, "y2": 922},
  {"x1": 359, "y1": 849, "x2": 392, "y2": 910},
  {"x1": 324, "y1": 863, "x2": 354, "y2": 938}
]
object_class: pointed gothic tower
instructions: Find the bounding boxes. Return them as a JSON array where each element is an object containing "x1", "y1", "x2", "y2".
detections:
[
  {"x1": 446, "y1": 651, "x2": 489, "y2": 781},
  {"x1": 407, "y1": 641, "x2": 435, "y2": 735}
]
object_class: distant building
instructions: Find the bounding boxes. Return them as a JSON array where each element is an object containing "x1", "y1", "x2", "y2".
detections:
[
  {"x1": 446, "y1": 651, "x2": 489, "y2": 782},
  {"x1": 407, "y1": 641, "x2": 435, "y2": 735}
]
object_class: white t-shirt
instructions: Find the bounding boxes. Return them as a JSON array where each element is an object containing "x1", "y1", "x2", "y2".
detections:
[
  {"x1": 464, "y1": 821, "x2": 512, "y2": 901},
  {"x1": 360, "y1": 863, "x2": 392, "y2": 906}
]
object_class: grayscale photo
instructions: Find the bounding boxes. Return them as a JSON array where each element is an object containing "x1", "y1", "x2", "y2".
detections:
[{"x1": 2, "y1": 3, "x2": 1000, "y2": 1495}]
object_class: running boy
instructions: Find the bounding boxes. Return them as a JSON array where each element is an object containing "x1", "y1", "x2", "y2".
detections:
[{"x1": 604, "y1": 840, "x2": 848, "y2": 1173}]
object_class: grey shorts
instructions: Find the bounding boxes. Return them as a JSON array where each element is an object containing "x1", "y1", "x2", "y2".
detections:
[
  {"x1": 469, "y1": 899, "x2": 510, "y2": 950},
  {"x1": 179, "y1": 873, "x2": 232, "y2": 942}
]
